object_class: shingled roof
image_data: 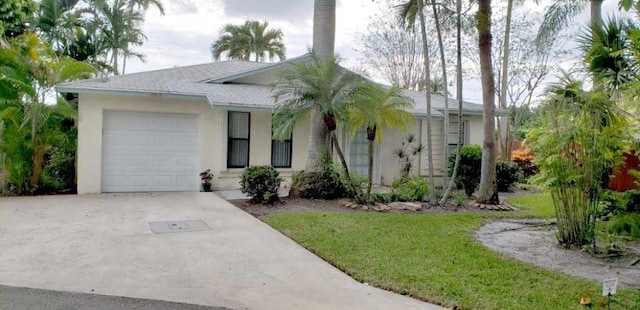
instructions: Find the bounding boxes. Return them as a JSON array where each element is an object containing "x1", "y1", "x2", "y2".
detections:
[{"x1": 57, "y1": 54, "x2": 499, "y2": 117}]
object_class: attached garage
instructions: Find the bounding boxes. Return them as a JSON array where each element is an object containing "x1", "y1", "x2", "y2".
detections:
[{"x1": 101, "y1": 110, "x2": 200, "y2": 192}]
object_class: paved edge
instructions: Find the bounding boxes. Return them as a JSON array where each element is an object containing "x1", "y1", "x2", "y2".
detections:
[{"x1": 0, "y1": 285, "x2": 234, "y2": 310}]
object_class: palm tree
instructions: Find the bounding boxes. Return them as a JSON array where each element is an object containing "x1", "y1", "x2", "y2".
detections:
[
  {"x1": 398, "y1": 0, "x2": 436, "y2": 201},
  {"x1": 272, "y1": 54, "x2": 363, "y2": 196},
  {"x1": 536, "y1": 0, "x2": 604, "y2": 45},
  {"x1": 92, "y1": 0, "x2": 146, "y2": 75},
  {"x1": 211, "y1": 20, "x2": 286, "y2": 62},
  {"x1": 1, "y1": 34, "x2": 93, "y2": 193},
  {"x1": 303, "y1": 0, "x2": 337, "y2": 173},
  {"x1": 476, "y1": 0, "x2": 499, "y2": 204},
  {"x1": 580, "y1": 17, "x2": 639, "y2": 99},
  {"x1": 36, "y1": 0, "x2": 82, "y2": 53},
  {"x1": 348, "y1": 84, "x2": 415, "y2": 199}
]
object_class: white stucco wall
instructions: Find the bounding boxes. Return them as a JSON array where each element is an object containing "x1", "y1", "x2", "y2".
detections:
[
  {"x1": 77, "y1": 93, "x2": 309, "y2": 194},
  {"x1": 77, "y1": 92, "x2": 485, "y2": 193}
]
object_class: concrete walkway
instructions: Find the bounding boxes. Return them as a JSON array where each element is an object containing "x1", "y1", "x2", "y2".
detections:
[{"x1": 0, "y1": 193, "x2": 442, "y2": 310}]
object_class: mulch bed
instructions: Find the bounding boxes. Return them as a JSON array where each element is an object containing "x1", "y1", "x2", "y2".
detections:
[{"x1": 230, "y1": 196, "x2": 517, "y2": 219}]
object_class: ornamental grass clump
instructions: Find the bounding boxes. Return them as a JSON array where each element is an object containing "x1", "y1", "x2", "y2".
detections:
[{"x1": 528, "y1": 77, "x2": 630, "y2": 249}]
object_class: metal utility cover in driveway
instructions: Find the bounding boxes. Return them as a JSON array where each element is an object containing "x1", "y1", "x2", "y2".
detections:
[{"x1": 149, "y1": 220, "x2": 210, "y2": 234}]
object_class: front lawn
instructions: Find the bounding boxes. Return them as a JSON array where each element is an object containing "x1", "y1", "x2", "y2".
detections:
[
  {"x1": 508, "y1": 192, "x2": 556, "y2": 219},
  {"x1": 264, "y1": 196, "x2": 638, "y2": 309}
]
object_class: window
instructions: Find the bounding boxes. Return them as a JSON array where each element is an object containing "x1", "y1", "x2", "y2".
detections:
[
  {"x1": 448, "y1": 120, "x2": 468, "y2": 153},
  {"x1": 271, "y1": 132, "x2": 292, "y2": 168},
  {"x1": 228, "y1": 112, "x2": 250, "y2": 168}
]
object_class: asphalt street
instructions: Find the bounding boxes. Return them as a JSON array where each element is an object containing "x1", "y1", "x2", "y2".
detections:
[{"x1": 0, "y1": 285, "x2": 233, "y2": 310}]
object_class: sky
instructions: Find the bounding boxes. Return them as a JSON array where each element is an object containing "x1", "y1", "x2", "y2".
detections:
[{"x1": 127, "y1": 0, "x2": 624, "y2": 104}]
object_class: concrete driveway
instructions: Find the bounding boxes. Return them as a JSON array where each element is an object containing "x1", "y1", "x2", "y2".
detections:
[{"x1": 0, "y1": 193, "x2": 442, "y2": 310}]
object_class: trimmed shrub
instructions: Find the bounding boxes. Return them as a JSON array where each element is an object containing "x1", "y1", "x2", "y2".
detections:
[
  {"x1": 290, "y1": 170, "x2": 346, "y2": 200},
  {"x1": 511, "y1": 149, "x2": 537, "y2": 177},
  {"x1": 496, "y1": 161, "x2": 523, "y2": 192},
  {"x1": 391, "y1": 177, "x2": 428, "y2": 201},
  {"x1": 448, "y1": 145, "x2": 482, "y2": 197},
  {"x1": 240, "y1": 165, "x2": 283, "y2": 204}
]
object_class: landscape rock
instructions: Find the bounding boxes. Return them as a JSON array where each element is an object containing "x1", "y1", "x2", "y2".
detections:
[
  {"x1": 372, "y1": 203, "x2": 390, "y2": 212},
  {"x1": 389, "y1": 202, "x2": 422, "y2": 212}
]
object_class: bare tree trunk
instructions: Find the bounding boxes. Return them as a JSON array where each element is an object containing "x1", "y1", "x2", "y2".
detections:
[
  {"x1": 498, "y1": 0, "x2": 514, "y2": 161},
  {"x1": 416, "y1": 0, "x2": 435, "y2": 200},
  {"x1": 430, "y1": 0, "x2": 449, "y2": 190},
  {"x1": 440, "y1": 0, "x2": 464, "y2": 205},
  {"x1": 476, "y1": 0, "x2": 499, "y2": 204},
  {"x1": 306, "y1": 0, "x2": 336, "y2": 172}
]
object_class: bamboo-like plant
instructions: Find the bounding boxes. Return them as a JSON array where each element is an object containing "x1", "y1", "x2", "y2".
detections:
[{"x1": 528, "y1": 75, "x2": 631, "y2": 249}]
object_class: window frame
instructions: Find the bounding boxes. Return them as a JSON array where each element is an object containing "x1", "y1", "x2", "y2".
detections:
[
  {"x1": 227, "y1": 111, "x2": 251, "y2": 168},
  {"x1": 271, "y1": 131, "x2": 293, "y2": 168},
  {"x1": 448, "y1": 119, "x2": 469, "y2": 153}
]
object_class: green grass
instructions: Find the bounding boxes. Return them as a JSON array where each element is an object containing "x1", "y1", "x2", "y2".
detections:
[
  {"x1": 263, "y1": 194, "x2": 639, "y2": 309},
  {"x1": 508, "y1": 192, "x2": 556, "y2": 219}
]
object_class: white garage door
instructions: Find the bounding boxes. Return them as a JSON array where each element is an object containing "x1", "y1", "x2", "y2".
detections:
[{"x1": 101, "y1": 111, "x2": 200, "y2": 192}]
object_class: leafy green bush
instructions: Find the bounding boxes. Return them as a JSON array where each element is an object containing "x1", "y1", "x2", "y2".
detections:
[
  {"x1": 240, "y1": 166, "x2": 283, "y2": 204},
  {"x1": 623, "y1": 190, "x2": 640, "y2": 213},
  {"x1": 391, "y1": 177, "x2": 428, "y2": 201},
  {"x1": 496, "y1": 161, "x2": 523, "y2": 192},
  {"x1": 599, "y1": 190, "x2": 627, "y2": 217},
  {"x1": 448, "y1": 145, "x2": 482, "y2": 197},
  {"x1": 290, "y1": 170, "x2": 346, "y2": 200},
  {"x1": 608, "y1": 213, "x2": 640, "y2": 238}
]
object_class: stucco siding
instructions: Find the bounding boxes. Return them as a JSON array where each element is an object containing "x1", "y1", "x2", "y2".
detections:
[
  {"x1": 379, "y1": 122, "x2": 421, "y2": 186},
  {"x1": 467, "y1": 115, "x2": 483, "y2": 145},
  {"x1": 77, "y1": 93, "x2": 218, "y2": 194},
  {"x1": 77, "y1": 93, "x2": 310, "y2": 193}
]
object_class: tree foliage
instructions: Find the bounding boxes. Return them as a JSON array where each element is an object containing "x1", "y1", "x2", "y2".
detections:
[
  {"x1": 528, "y1": 76, "x2": 631, "y2": 248},
  {"x1": 348, "y1": 83, "x2": 415, "y2": 200},
  {"x1": 0, "y1": 34, "x2": 93, "y2": 194},
  {"x1": 211, "y1": 20, "x2": 286, "y2": 62}
]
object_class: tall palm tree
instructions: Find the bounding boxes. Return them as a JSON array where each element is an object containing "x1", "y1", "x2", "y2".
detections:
[
  {"x1": 303, "y1": 0, "x2": 337, "y2": 173},
  {"x1": 536, "y1": 0, "x2": 604, "y2": 45},
  {"x1": 93, "y1": 0, "x2": 146, "y2": 75},
  {"x1": 348, "y1": 84, "x2": 415, "y2": 199},
  {"x1": 398, "y1": 0, "x2": 436, "y2": 200},
  {"x1": 211, "y1": 20, "x2": 286, "y2": 62},
  {"x1": 36, "y1": 0, "x2": 82, "y2": 53},
  {"x1": 272, "y1": 54, "x2": 363, "y2": 196},
  {"x1": 476, "y1": 0, "x2": 499, "y2": 204},
  {"x1": 580, "y1": 17, "x2": 639, "y2": 99}
]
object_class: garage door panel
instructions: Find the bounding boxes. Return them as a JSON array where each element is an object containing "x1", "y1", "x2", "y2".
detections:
[{"x1": 102, "y1": 111, "x2": 200, "y2": 192}]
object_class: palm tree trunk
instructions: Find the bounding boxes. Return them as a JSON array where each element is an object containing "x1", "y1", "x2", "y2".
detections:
[
  {"x1": 590, "y1": 0, "x2": 603, "y2": 27},
  {"x1": 476, "y1": 0, "x2": 499, "y2": 204},
  {"x1": 430, "y1": 0, "x2": 449, "y2": 190},
  {"x1": 366, "y1": 126, "x2": 376, "y2": 199},
  {"x1": 122, "y1": 52, "x2": 127, "y2": 75},
  {"x1": 330, "y1": 130, "x2": 360, "y2": 200},
  {"x1": 306, "y1": 0, "x2": 336, "y2": 173},
  {"x1": 416, "y1": 0, "x2": 435, "y2": 200},
  {"x1": 498, "y1": 0, "x2": 514, "y2": 160},
  {"x1": 440, "y1": 0, "x2": 463, "y2": 205}
]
